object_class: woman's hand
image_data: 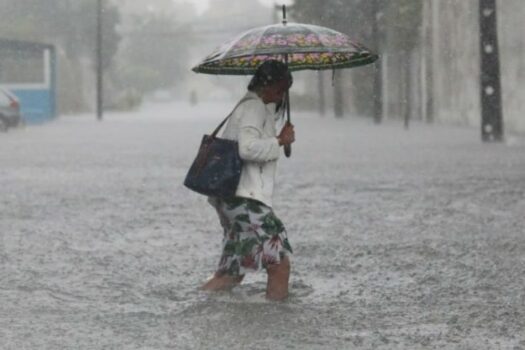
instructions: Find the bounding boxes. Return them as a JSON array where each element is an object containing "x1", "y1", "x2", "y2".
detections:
[{"x1": 277, "y1": 122, "x2": 295, "y2": 146}]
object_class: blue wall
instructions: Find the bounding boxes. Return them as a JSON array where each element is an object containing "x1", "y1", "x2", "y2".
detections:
[
  {"x1": 12, "y1": 89, "x2": 56, "y2": 124},
  {"x1": 0, "y1": 39, "x2": 56, "y2": 124}
]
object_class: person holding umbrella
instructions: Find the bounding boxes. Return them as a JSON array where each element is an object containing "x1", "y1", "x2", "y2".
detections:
[
  {"x1": 201, "y1": 60, "x2": 295, "y2": 301},
  {"x1": 193, "y1": 5, "x2": 377, "y2": 300}
]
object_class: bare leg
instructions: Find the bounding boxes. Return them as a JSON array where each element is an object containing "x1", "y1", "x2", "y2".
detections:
[
  {"x1": 266, "y1": 256, "x2": 290, "y2": 301},
  {"x1": 200, "y1": 273, "x2": 244, "y2": 291}
]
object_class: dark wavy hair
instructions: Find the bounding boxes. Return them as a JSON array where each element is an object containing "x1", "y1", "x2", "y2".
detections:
[{"x1": 248, "y1": 60, "x2": 293, "y2": 92}]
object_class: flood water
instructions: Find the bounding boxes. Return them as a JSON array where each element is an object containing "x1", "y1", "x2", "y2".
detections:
[{"x1": 1, "y1": 101, "x2": 524, "y2": 349}]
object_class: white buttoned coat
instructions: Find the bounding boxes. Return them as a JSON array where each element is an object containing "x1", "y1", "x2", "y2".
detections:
[{"x1": 219, "y1": 91, "x2": 284, "y2": 208}]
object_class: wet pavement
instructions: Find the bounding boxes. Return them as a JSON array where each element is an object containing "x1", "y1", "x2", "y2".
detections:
[{"x1": 1, "y1": 101, "x2": 524, "y2": 349}]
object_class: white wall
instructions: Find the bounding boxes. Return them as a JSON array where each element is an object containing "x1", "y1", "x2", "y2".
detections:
[{"x1": 382, "y1": 0, "x2": 525, "y2": 134}]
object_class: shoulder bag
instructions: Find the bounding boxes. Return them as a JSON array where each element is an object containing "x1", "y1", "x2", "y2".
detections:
[{"x1": 184, "y1": 97, "x2": 253, "y2": 198}]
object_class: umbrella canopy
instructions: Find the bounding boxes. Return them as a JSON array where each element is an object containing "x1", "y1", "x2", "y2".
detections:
[
  {"x1": 192, "y1": 22, "x2": 378, "y2": 75},
  {"x1": 192, "y1": 7, "x2": 378, "y2": 158}
]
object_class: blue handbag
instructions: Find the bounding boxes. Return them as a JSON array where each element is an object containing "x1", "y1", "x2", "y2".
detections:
[{"x1": 184, "y1": 97, "x2": 253, "y2": 198}]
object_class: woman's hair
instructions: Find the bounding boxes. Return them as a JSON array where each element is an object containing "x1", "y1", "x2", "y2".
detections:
[{"x1": 248, "y1": 60, "x2": 293, "y2": 92}]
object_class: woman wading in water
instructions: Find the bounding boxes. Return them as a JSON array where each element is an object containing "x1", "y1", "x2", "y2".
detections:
[{"x1": 201, "y1": 60, "x2": 295, "y2": 301}]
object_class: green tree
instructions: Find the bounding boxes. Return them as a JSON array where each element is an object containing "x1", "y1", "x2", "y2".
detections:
[
  {"x1": 381, "y1": 0, "x2": 422, "y2": 53},
  {"x1": 382, "y1": 0, "x2": 422, "y2": 127},
  {"x1": 0, "y1": 0, "x2": 122, "y2": 112},
  {"x1": 114, "y1": 12, "x2": 192, "y2": 94},
  {"x1": 0, "y1": 0, "x2": 120, "y2": 68},
  {"x1": 292, "y1": 0, "x2": 422, "y2": 119},
  {"x1": 291, "y1": 0, "x2": 379, "y2": 118}
]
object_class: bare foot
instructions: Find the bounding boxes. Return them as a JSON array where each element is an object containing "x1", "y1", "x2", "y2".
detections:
[
  {"x1": 266, "y1": 256, "x2": 290, "y2": 301},
  {"x1": 200, "y1": 273, "x2": 244, "y2": 291}
]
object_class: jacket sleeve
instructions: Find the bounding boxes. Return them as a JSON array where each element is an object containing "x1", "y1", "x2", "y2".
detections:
[{"x1": 237, "y1": 101, "x2": 280, "y2": 163}]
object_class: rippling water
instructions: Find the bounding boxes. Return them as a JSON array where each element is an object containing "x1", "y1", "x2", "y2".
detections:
[{"x1": 1, "y1": 103, "x2": 524, "y2": 349}]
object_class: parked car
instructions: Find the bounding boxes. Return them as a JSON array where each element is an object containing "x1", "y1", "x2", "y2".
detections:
[{"x1": 0, "y1": 87, "x2": 22, "y2": 131}]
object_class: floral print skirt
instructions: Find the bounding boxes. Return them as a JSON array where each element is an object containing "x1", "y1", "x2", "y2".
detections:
[{"x1": 211, "y1": 197, "x2": 292, "y2": 276}]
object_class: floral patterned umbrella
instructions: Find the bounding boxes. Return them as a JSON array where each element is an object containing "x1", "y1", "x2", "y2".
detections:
[
  {"x1": 192, "y1": 20, "x2": 378, "y2": 75},
  {"x1": 192, "y1": 6, "x2": 378, "y2": 157}
]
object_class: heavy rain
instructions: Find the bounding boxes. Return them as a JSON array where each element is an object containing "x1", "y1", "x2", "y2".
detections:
[{"x1": 1, "y1": 0, "x2": 524, "y2": 349}]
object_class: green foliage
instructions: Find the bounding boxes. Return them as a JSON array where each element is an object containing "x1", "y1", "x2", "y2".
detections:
[
  {"x1": 114, "y1": 12, "x2": 192, "y2": 93},
  {"x1": 233, "y1": 222, "x2": 243, "y2": 234},
  {"x1": 260, "y1": 213, "x2": 284, "y2": 235},
  {"x1": 236, "y1": 238, "x2": 258, "y2": 256},
  {"x1": 0, "y1": 0, "x2": 122, "y2": 112},
  {"x1": 234, "y1": 214, "x2": 251, "y2": 224},
  {"x1": 0, "y1": 0, "x2": 121, "y2": 68},
  {"x1": 291, "y1": 0, "x2": 377, "y2": 117},
  {"x1": 381, "y1": 0, "x2": 423, "y2": 53},
  {"x1": 223, "y1": 241, "x2": 237, "y2": 255},
  {"x1": 291, "y1": 0, "x2": 373, "y2": 43},
  {"x1": 113, "y1": 65, "x2": 162, "y2": 95},
  {"x1": 292, "y1": 0, "x2": 422, "y2": 52},
  {"x1": 246, "y1": 200, "x2": 264, "y2": 214},
  {"x1": 226, "y1": 197, "x2": 247, "y2": 210},
  {"x1": 291, "y1": 0, "x2": 422, "y2": 117},
  {"x1": 282, "y1": 238, "x2": 293, "y2": 253}
]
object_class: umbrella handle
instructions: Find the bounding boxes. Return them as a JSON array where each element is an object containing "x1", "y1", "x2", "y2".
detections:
[
  {"x1": 284, "y1": 88, "x2": 292, "y2": 158},
  {"x1": 282, "y1": 52, "x2": 292, "y2": 158},
  {"x1": 284, "y1": 144, "x2": 291, "y2": 157}
]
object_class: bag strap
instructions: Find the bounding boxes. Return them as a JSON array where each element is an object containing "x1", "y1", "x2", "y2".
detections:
[{"x1": 210, "y1": 96, "x2": 255, "y2": 138}]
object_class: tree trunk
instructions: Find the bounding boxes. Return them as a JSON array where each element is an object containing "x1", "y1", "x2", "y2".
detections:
[
  {"x1": 318, "y1": 71, "x2": 325, "y2": 117},
  {"x1": 422, "y1": 0, "x2": 434, "y2": 123},
  {"x1": 334, "y1": 70, "x2": 344, "y2": 118},
  {"x1": 403, "y1": 53, "x2": 411, "y2": 129},
  {"x1": 371, "y1": 0, "x2": 383, "y2": 124}
]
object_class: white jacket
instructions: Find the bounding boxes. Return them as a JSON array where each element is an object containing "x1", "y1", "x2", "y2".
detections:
[{"x1": 219, "y1": 91, "x2": 283, "y2": 207}]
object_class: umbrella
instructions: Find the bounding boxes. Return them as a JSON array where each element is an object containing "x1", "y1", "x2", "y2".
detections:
[{"x1": 192, "y1": 5, "x2": 378, "y2": 156}]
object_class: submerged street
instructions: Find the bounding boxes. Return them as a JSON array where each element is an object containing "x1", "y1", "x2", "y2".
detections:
[{"x1": 1, "y1": 102, "x2": 524, "y2": 349}]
